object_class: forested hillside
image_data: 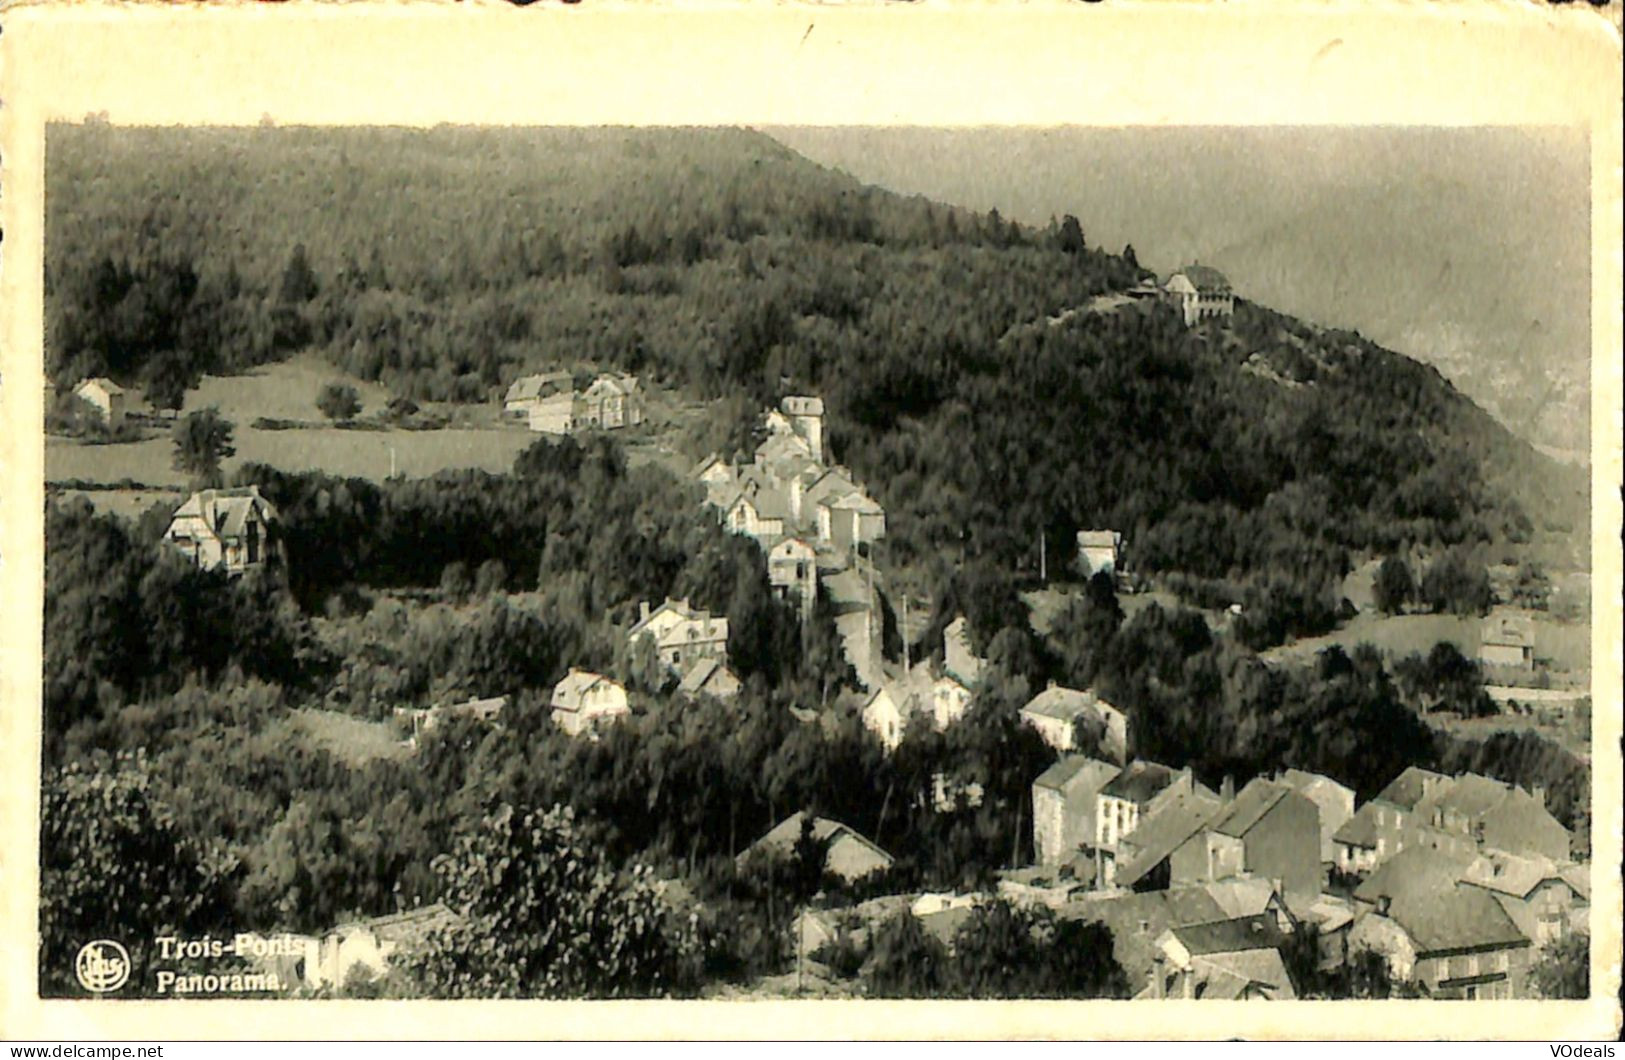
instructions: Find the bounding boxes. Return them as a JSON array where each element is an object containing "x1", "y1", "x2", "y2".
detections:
[
  {"x1": 41, "y1": 126, "x2": 1593, "y2": 995},
  {"x1": 46, "y1": 124, "x2": 1586, "y2": 626}
]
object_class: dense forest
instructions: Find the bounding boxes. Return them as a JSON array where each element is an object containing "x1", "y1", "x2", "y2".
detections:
[{"x1": 41, "y1": 124, "x2": 1593, "y2": 998}]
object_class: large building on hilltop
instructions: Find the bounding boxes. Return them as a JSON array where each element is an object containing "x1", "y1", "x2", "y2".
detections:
[{"x1": 1162, "y1": 264, "x2": 1235, "y2": 326}]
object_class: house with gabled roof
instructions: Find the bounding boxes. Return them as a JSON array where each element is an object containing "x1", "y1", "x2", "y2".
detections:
[
  {"x1": 721, "y1": 481, "x2": 789, "y2": 546},
  {"x1": 817, "y1": 490, "x2": 886, "y2": 558},
  {"x1": 1095, "y1": 760, "x2": 1193, "y2": 856},
  {"x1": 1347, "y1": 877, "x2": 1533, "y2": 999},
  {"x1": 1113, "y1": 785, "x2": 1226, "y2": 893},
  {"x1": 942, "y1": 615, "x2": 983, "y2": 688},
  {"x1": 768, "y1": 536, "x2": 818, "y2": 612},
  {"x1": 931, "y1": 673, "x2": 973, "y2": 731},
  {"x1": 691, "y1": 452, "x2": 735, "y2": 488},
  {"x1": 308, "y1": 903, "x2": 463, "y2": 991},
  {"x1": 677, "y1": 658, "x2": 742, "y2": 702},
  {"x1": 1057, "y1": 886, "x2": 1229, "y2": 990},
  {"x1": 860, "y1": 685, "x2": 912, "y2": 752},
  {"x1": 1408, "y1": 773, "x2": 1570, "y2": 864},
  {"x1": 1075, "y1": 530, "x2": 1123, "y2": 581},
  {"x1": 163, "y1": 485, "x2": 280, "y2": 575},
  {"x1": 1187, "y1": 779, "x2": 1323, "y2": 900},
  {"x1": 1162, "y1": 264, "x2": 1235, "y2": 326},
  {"x1": 1460, "y1": 850, "x2": 1589, "y2": 947},
  {"x1": 1019, "y1": 683, "x2": 1129, "y2": 761},
  {"x1": 1147, "y1": 913, "x2": 1296, "y2": 1000},
  {"x1": 74, "y1": 377, "x2": 127, "y2": 428},
  {"x1": 739, "y1": 812, "x2": 894, "y2": 884},
  {"x1": 629, "y1": 597, "x2": 730, "y2": 677},
  {"x1": 550, "y1": 669, "x2": 630, "y2": 738},
  {"x1": 1032, "y1": 756, "x2": 1121, "y2": 866},
  {"x1": 1276, "y1": 769, "x2": 1355, "y2": 866},
  {"x1": 1479, "y1": 611, "x2": 1536, "y2": 670},
  {"x1": 1332, "y1": 765, "x2": 1454, "y2": 876},
  {"x1": 577, "y1": 373, "x2": 643, "y2": 430}
]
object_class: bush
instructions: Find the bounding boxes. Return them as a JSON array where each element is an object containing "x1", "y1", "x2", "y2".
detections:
[{"x1": 316, "y1": 383, "x2": 362, "y2": 423}]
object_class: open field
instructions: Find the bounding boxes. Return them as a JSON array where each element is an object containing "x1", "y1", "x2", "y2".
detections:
[
  {"x1": 279, "y1": 708, "x2": 412, "y2": 767},
  {"x1": 46, "y1": 355, "x2": 718, "y2": 495},
  {"x1": 47, "y1": 357, "x2": 551, "y2": 489},
  {"x1": 1261, "y1": 609, "x2": 1591, "y2": 674}
]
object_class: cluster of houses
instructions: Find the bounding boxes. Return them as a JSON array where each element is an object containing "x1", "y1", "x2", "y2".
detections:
[
  {"x1": 1012, "y1": 756, "x2": 1586, "y2": 999},
  {"x1": 540, "y1": 596, "x2": 744, "y2": 741},
  {"x1": 502, "y1": 370, "x2": 644, "y2": 434},
  {"x1": 695, "y1": 396, "x2": 886, "y2": 594},
  {"x1": 1126, "y1": 263, "x2": 1237, "y2": 327},
  {"x1": 766, "y1": 749, "x2": 1586, "y2": 1000}
]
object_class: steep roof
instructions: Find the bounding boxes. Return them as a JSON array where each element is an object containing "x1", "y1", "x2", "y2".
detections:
[
  {"x1": 1172, "y1": 913, "x2": 1285, "y2": 956},
  {"x1": 1459, "y1": 850, "x2": 1573, "y2": 901},
  {"x1": 1434, "y1": 773, "x2": 1514, "y2": 820},
  {"x1": 1189, "y1": 950, "x2": 1296, "y2": 999},
  {"x1": 1114, "y1": 789, "x2": 1224, "y2": 888},
  {"x1": 1102, "y1": 760, "x2": 1181, "y2": 803},
  {"x1": 755, "y1": 431, "x2": 812, "y2": 466},
  {"x1": 745, "y1": 812, "x2": 894, "y2": 880},
  {"x1": 1034, "y1": 755, "x2": 1120, "y2": 794},
  {"x1": 1171, "y1": 264, "x2": 1232, "y2": 293},
  {"x1": 1061, "y1": 888, "x2": 1227, "y2": 984},
  {"x1": 1200, "y1": 877, "x2": 1283, "y2": 920},
  {"x1": 550, "y1": 669, "x2": 618, "y2": 712},
  {"x1": 1021, "y1": 685, "x2": 1098, "y2": 722},
  {"x1": 1375, "y1": 766, "x2": 1454, "y2": 812},
  {"x1": 631, "y1": 597, "x2": 705, "y2": 634},
  {"x1": 1209, "y1": 779, "x2": 1293, "y2": 839},
  {"x1": 76, "y1": 376, "x2": 125, "y2": 396},
  {"x1": 1386, "y1": 883, "x2": 1532, "y2": 955},
  {"x1": 678, "y1": 658, "x2": 740, "y2": 697},
  {"x1": 171, "y1": 486, "x2": 278, "y2": 540},
  {"x1": 1278, "y1": 768, "x2": 1354, "y2": 802},
  {"x1": 1354, "y1": 845, "x2": 1475, "y2": 907},
  {"x1": 346, "y1": 902, "x2": 463, "y2": 949},
  {"x1": 1332, "y1": 802, "x2": 1382, "y2": 849},
  {"x1": 504, "y1": 371, "x2": 570, "y2": 403},
  {"x1": 582, "y1": 372, "x2": 638, "y2": 398},
  {"x1": 825, "y1": 490, "x2": 883, "y2": 515}
]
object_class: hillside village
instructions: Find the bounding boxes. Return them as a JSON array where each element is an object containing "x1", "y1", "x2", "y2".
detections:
[
  {"x1": 63, "y1": 375, "x2": 1593, "y2": 1002},
  {"x1": 39, "y1": 125, "x2": 1595, "y2": 1003}
]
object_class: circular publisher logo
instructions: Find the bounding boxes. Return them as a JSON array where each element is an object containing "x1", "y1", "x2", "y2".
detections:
[{"x1": 75, "y1": 939, "x2": 131, "y2": 994}]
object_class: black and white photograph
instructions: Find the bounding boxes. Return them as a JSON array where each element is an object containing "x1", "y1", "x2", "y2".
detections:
[{"x1": 2, "y1": 3, "x2": 1620, "y2": 1043}]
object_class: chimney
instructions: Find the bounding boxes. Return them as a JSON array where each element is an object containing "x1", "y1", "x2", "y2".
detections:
[
  {"x1": 639, "y1": 601, "x2": 651, "y2": 623},
  {"x1": 1220, "y1": 775, "x2": 1235, "y2": 802},
  {"x1": 1531, "y1": 784, "x2": 1547, "y2": 808}
]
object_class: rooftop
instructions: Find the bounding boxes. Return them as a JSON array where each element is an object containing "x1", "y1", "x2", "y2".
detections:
[
  {"x1": 1021, "y1": 684, "x2": 1100, "y2": 722},
  {"x1": 1102, "y1": 760, "x2": 1181, "y2": 804},
  {"x1": 1386, "y1": 883, "x2": 1531, "y2": 955},
  {"x1": 1374, "y1": 766, "x2": 1454, "y2": 812},
  {"x1": 1209, "y1": 779, "x2": 1293, "y2": 839},
  {"x1": 1170, "y1": 264, "x2": 1232, "y2": 293},
  {"x1": 1034, "y1": 755, "x2": 1120, "y2": 794}
]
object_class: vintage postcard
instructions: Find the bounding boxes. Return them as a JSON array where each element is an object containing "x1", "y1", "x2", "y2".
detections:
[{"x1": 1, "y1": 0, "x2": 1620, "y2": 1042}]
